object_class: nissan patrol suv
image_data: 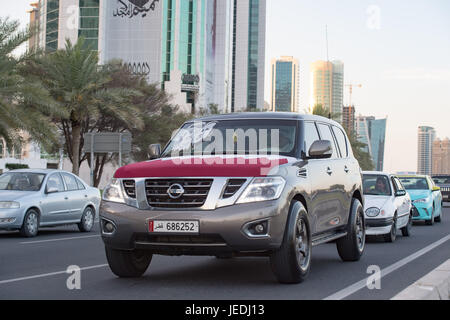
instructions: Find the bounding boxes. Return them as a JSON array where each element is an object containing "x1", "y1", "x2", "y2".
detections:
[{"x1": 100, "y1": 113, "x2": 365, "y2": 284}]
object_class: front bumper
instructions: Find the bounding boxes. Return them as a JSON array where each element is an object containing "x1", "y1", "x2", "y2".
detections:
[
  {"x1": 365, "y1": 217, "x2": 393, "y2": 235},
  {"x1": 100, "y1": 199, "x2": 288, "y2": 256},
  {"x1": 411, "y1": 204, "x2": 433, "y2": 221},
  {"x1": 0, "y1": 208, "x2": 25, "y2": 230}
]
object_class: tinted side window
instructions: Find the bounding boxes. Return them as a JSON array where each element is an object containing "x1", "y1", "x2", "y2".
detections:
[
  {"x1": 317, "y1": 123, "x2": 338, "y2": 159},
  {"x1": 332, "y1": 126, "x2": 348, "y2": 158},
  {"x1": 62, "y1": 173, "x2": 78, "y2": 191},
  {"x1": 47, "y1": 174, "x2": 65, "y2": 192},
  {"x1": 303, "y1": 122, "x2": 320, "y2": 156}
]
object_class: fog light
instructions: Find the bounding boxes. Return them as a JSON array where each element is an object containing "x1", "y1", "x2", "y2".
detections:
[
  {"x1": 255, "y1": 224, "x2": 265, "y2": 234},
  {"x1": 244, "y1": 220, "x2": 269, "y2": 238},
  {"x1": 101, "y1": 219, "x2": 116, "y2": 234}
]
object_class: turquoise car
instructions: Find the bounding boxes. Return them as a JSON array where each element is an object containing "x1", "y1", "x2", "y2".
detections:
[{"x1": 398, "y1": 175, "x2": 443, "y2": 225}]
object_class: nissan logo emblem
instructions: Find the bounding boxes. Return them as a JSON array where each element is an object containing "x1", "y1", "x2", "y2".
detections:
[{"x1": 167, "y1": 184, "x2": 185, "y2": 199}]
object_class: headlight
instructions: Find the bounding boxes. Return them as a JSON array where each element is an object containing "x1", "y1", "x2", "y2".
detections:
[
  {"x1": 102, "y1": 179, "x2": 125, "y2": 204},
  {"x1": 365, "y1": 207, "x2": 380, "y2": 217},
  {"x1": 0, "y1": 201, "x2": 20, "y2": 209},
  {"x1": 413, "y1": 198, "x2": 429, "y2": 204},
  {"x1": 237, "y1": 177, "x2": 286, "y2": 204}
]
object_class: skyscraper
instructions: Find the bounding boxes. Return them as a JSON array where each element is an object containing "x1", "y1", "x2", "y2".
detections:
[
  {"x1": 309, "y1": 60, "x2": 344, "y2": 122},
  {"x1": 432, "y1": 138, "x2": 450, "y2": 175},
  {"x1": 417, "y1": 126, "x2": 436, "y2": 175},
  {"x1": 29, "y1": 0, "x2": 266, "y2": 114},
  {"x1": 355, "y1": 115, "x2": 387, "y2": 171},
  {"x1": 342, "y1": 105, "x2": 356, "y2": 134},
  {"x1": 270, "y1": 56, "x2": 299, "y2": 112}
]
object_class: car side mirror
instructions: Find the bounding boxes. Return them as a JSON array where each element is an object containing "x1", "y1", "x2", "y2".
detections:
[
  {"x1": 308, "y1": 140, "x2": 333, "y2": 159},
  {"x1": 432, "y1": 186, "x2": 441, "y2": 192},
  {"x1": 148, "y1": 144, "x2": 161, "y2": 160},
  {"x1": 395, "y1": 190, "x2": 407, "y2": 197},
  {"x1": 46, "y1": 187, "x2": 59, "y2": 194}
]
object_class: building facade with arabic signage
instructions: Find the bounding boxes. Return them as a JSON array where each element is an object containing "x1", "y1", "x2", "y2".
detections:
[{"x1": 29, "y1": 0, "x2": 266, "y2": 113}]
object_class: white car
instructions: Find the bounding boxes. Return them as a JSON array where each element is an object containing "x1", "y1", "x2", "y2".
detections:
[{"x1": 362, "y1": 172, "x2": 413, "y2": 242}]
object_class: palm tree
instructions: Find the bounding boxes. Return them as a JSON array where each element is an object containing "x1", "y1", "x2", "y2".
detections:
[
  {"x1": 311, "y1": 104, "x2": 341, "y2": 121},
  {"x1": 0, "y1": 17, "x2": 56, "y2": 149},
  {"x1": 25, "y1": 38, "x2": 141, "y2": 175}
]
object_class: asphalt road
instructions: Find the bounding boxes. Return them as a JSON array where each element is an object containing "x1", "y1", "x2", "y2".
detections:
[{"x1": 1, "y1": 206, "x2": 449, "y2": 300}]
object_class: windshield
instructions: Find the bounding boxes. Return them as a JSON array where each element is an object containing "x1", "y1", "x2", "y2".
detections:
[
  {"x1": 398, "y1": 177, "x2": 429, "y2": 190},
  {"x1": 363, "y1": 175, "x2": 392, "y2": 196},
  {"x1": 432, "y1": 176, "x2": 450, "y2": 185},
  {"x1": 161, "y1": 119, "x2": 298, "y2": 158},
  {"x1": 0, "y1": 172, "x2": 46, "y2": 191}
]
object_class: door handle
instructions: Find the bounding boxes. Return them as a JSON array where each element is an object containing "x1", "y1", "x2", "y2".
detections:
[
  {"x1": 64, "y1": 197, "x2": 69, "y2": 200},
  {"x1": 327, "y1": 167, "x2": 333, "y2": 175},
  {"x1": 344, "y1": 166, "x2": 350, "y2": 173},
  {"x1": 84, "y1": 195, "x2": 88, "y2": 198}
]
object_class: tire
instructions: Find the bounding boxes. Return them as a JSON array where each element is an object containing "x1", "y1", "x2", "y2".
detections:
[
  {"x1": 401, "y1": 213, "x2": 413, "y2": 237},
  {"x1": 383, "y1": 214, "x2": 397, "y2": 243},
  {"x1": 336, "y1": 198, "x2": 365, "y2": 262},
  {"x1": 19, "y1": 209, "x2": 40, "y2": 238},
  {"x1": 434, "y1": 206, "x2": 442, "y2": 223},
  {"x1": 105, "y1": 246, "x2": 152, "y2": 278},
  {"x1": 78, "y1": 207, "x2": 95, "y2": 232},
  {"x1": 270, "y1": 201, "x2": 312, "y2": 284}
]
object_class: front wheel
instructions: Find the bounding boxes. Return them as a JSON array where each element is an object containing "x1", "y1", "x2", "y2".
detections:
[
  {"x1": 401, "y1": 213, "x2": 413, "y2": 237},
  {"x1": 270, "y1": 201, "x2": 312, "y2": 284},
  {"x1": 105, "y1": 247, "x2": 152, "y2": 278},
  {"x1": 20, "y1": 209, "x2": 40, "y2": 238},
  {"x1": 425, "y1": 207, "x2": 435, "y2": 226},
  {"x1": 383, "y1": 215, "x2": 397, "y2": 243},
  {"x1": 336, "y1": 198, "x2": 365, "y2": 261}
]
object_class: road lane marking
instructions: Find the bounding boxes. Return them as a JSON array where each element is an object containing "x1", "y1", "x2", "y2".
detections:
[
  {"x1": 21, "y1": 235, "x2": 101, "y2": 245},
  {"x1": 0, "y1": 264, "x2": 108, "y2": 285},
  {"x1": 324, "y1": 234, "x2": 450, "y2": 300}
]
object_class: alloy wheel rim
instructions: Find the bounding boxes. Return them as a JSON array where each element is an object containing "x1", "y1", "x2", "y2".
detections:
[
  {"x1": 84, "y1": 210, "x2": 93, "y2": 229},
  {"x1": 295, "y1": 218, "x2": 310, "y2": 271},
  {"x1": 27, "y1": 213, "x2": 38, "y2": 234},
  {"x1": 356, "y1": 211, "x2": 365, "y2": 251}
]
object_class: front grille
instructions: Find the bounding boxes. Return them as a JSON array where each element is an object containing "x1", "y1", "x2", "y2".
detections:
[
  {"x1": 222, "y1": 179, "x2": 247, "y2": 199},
  {"x1": 145, "y1": 179, "x2": 213, "y2": 208},
  {"x1": 123, "y1": 180, "x2": 136, "y2": 199}
]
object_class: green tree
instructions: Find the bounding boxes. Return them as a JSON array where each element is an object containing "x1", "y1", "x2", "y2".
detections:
[
  {"x1": 311, "y1": 104, "x2": 341, "y2": 121},
  {"x1": 0, "y1": 17, "x2": 56, "y2": 149},
  {"x1": 25, "y1": 39, "x2": 141, "y2": 175}
]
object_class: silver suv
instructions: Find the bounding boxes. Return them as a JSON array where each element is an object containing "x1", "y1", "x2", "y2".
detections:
[{"x1": 100, "y1": 113, "x2": 365, "y2": 284}]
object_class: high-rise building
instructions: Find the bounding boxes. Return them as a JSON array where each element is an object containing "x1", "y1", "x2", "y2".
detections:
[
  {"x1": 432, "y1": 138, "x2": 450, "y2": 175},
  {"x1": 27, "y1": 3, "x2": 40, "y2": 50},
  {"x1": 29, "y1": 0, "x2": 266, "y2": 114},
  {"x1": 417, "y1": 126, "x2": 436, "y2": 175},
  {"x1": 355, "y1": 115, "x2": 387, "y2": 171},
  {"x1": 342, "y1": 105, "x2": 356, "y2": 134},
  {"x1": 309, "y1": 60, "x2": 344, "y2": 122},
  {"x1": 270, "y1": 56, "x2": 299, "y2": 112}
]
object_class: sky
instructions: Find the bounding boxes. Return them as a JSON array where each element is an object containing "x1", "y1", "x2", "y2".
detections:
[{"x1": 3, "y1": 0, "x2": 450, "y2": 173}]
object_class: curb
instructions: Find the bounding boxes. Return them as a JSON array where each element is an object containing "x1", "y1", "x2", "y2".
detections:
[{"x1": 392, "y1": 259, "x2": 450, "y2": 300}]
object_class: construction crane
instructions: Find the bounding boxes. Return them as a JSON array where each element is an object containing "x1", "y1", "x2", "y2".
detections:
[{"x1": 345, "y1": 84, "x2": 362, "y2": 107}]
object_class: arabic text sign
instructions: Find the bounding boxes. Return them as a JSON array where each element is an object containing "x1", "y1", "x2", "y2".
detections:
[
  {"x1": 113, "y1": 0, "x2": 160, "y2": 19},
  {"x1": 83, "y1": 133, "x2": 132, "y2": 154}
]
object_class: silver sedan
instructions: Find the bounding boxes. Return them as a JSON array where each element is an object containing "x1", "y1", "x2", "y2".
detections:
[{"x1": 0, "y1": 169, "x2": 101, "y2": 237}]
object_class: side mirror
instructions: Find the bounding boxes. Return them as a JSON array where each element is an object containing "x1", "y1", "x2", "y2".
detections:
[
  {"x1": 46, "y1": 187, "x2": 59, "y2": 194},
  {"x1": 308, "y1": 140, "x2": 333, "y2": 159},
  {"x1": 432, "y1": 186, "x2": 441, "y2": 192},
  {"x1": 148, "y1": 144, "x2": 161, "y2": 160},
  {"x1": 395, "y1": 190, "x2": 407, "y2": 197}
]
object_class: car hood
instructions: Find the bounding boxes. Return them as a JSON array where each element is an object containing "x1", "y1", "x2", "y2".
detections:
[
  {"x1": 406, "y1": 189, "x2": 431, "y2": 201},
  {"x1": 0, "y1": 190, "x2": 37, "y2": 201},
  {"x1": 114, "y1": 156, "x2": 292, "y2": 178},
  {"x1": 364, "y1": 195, "x2": 390, "y2": 210}
]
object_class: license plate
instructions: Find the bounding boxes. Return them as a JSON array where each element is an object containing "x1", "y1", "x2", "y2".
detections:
[{"x1": 149, "y1": 220, "x2": 199, "y2": 234}]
